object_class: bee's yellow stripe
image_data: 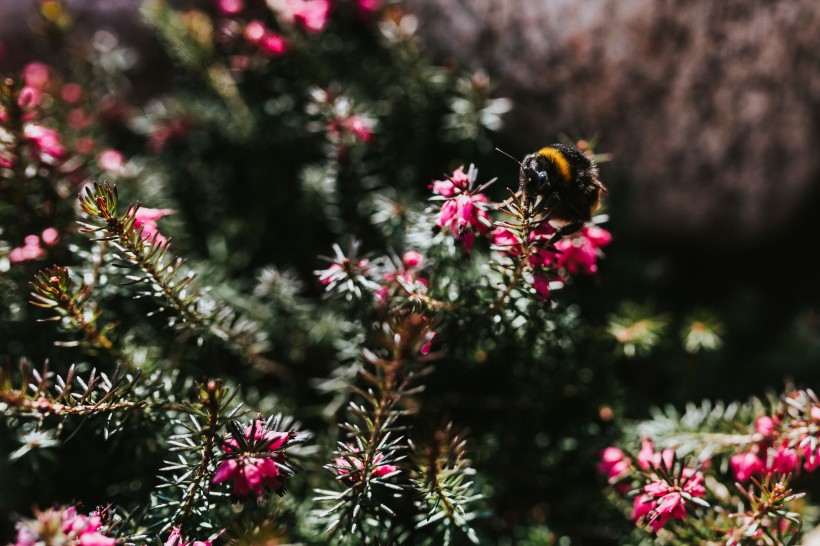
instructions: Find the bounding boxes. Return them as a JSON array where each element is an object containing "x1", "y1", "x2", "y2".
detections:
[{"x1": 537, "y1": 147, "x2": 571, "y2": 182}]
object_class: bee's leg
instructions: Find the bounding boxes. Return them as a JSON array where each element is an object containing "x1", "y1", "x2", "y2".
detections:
[{"x1": 548, "y1": 220, "x2": 584, "y2": 244}]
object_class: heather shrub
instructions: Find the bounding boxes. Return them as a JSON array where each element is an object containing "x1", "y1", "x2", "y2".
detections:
[{"x1": 1, "y1": 1, "x2": 818, "y2": 545}]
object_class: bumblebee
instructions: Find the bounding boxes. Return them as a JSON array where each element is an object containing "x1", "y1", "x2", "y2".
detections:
[{"x1": 518, "y1": 143, "x2": 607, "y2": 243}]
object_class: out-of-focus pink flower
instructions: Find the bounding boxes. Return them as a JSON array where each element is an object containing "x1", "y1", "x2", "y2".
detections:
[
  {"x1": 213, "y1": 420, "x2": 291, "y2": 496},
  {"x1": 244, "y1": 20, "x2": 266, "y2": 43},
  {"x1": 420, "y1": 328, "x2": 436, "y2": 355},
  {"x1": 134, "y1": 207, "x2": 175, "y2": 245},
  {"x1": 260, "y1": 33, "x2": 288, "y2": 56},
  {"x1": 532, "y1": 272, "x2": 551, "y2": 298},
  {"x1": 61, "y1": 83, "x2": 83, "y2": 104},
  {"x1": 97, "y1": 148, "x2": 125, "y2": 173},
  {"x1": 803, "y1": 442, "x2": 820, "y2": 471},
  {"x1": 598, "y1": 447, "x2": 630, "y2": 482},
  {"x1": 244, "y1": 21, "x2": 288, "y2": 56},
  {"x1": 41, "y1": 227, "x2": 59, "y2": 246},
  {"x1": 356, "y1": 0, "x2": 381, "y2": 15},
  {"x1": 14, "y1": 506, "x2": 114, "y2": 546},
  {"x1": 342, "y1": 115, "x2": 372, "y2": 143},
  {"x1": 335, "y1": 449, "x2": 397, "y2": 479},
  {"x1": 402, "y1": 250, "x2": 423, "y2": 269},
  {"x1": 731, "y1": 450, "x2": 764, "y2": 482},
  {"x1": 23, "y1": 62, "x2": 50, "y2": 89},
  {"x1": 283, "y1": 0, "x2": 331, "y2": 33},
  {"x1": 9, "y1": 235, "x2": 45, "y2": 263},
  {"x1": 218, "y1": 0, "x2": 244, "y2": 15},
  {"x1": 17, "y1": 87, "x2": 40, "y2": 109},
  {"x1": 755, "y1": 416, "x2": 776, "y2": 437},
  {"x1": 632, "y1": 468, "x2": 706, "y2": 532},
  {"x1": 23, "y1": 124, "x2": 66, "y2": 162},
  {"x1": 769, "y1": 442, "x2": 799, "y2": 475}
]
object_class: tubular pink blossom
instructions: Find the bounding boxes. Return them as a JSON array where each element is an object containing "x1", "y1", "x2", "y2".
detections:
[
  {"x1": 134, "y1": 207, "x2": 175, "y2": 245},
  {"x1": 731, "y1": 450, "x2": 764, "y2": 482}
]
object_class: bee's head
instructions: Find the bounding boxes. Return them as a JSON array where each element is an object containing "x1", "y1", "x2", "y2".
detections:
[{"x1": 521, "y1": 152, "x2": 554, "y2": 193}]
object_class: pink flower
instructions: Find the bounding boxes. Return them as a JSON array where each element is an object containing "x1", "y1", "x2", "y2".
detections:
[
  {"x1": 598, "y1": 447, "x2": 630, "y2": 482},
  {"x1": 731, "y1": 450, "x2": 764, "y2": 482},
  {"x1": 803, "y1": 443, "x2": 820, "y2": 471},
  {"x1": 261, "y1": 33, "x2": 288, "y2": 56},
  {"x1": 532, "y1": 273, "x2": 551, "y2": 298},
  {"x1": 41, "y1": 227, "x2": 59, "y2": 246},
  {"x1": 14, "y1": 507, "x2": 114, "y2": 546},
  {"x1": 636, "y1": 438, "x2": 675, "y2": 471},
  {"x1": 419, "y1": 328, "x2": 436, "y2": 355},
  {"x1": 243, "y1": 21, "x2": 288, "y2": 56},
  {"x1": 356, "y1": 0, "x2": 381, "y2": 15},
  {"x1": 284, "y1": 0, "x2": 331, "y2": 33},
  {"x1": 17, "y1": 86, "x2": 40, "y2": 109},
  {"x1": 218, "y1": 0, "x2": 244, "y2": 15},
  {"x1": 436, "y1": 193, "x2": 490, "y2": 252},
  {"x1": 213, "y1": 420, "x2": 291, "y2": 496},
  {"x1": 632, "y1": 468, "x2": 706, "y2": 532},
  {"x1": 755, "y1": 416, "x2": 776, "y2": 436},
  {"x1": 492, "y1": 226, "x2": 523, "y2": 256},
  {"x1": 23, "y1": 124, "x2": 66, "y2": 162},
  {"x1": 133, "y1": 207, "x2": 175, "y2": 245},
  {"x1": 335, "y1": 449, "x2": 397, "y2": 479},
  {"x1": 553, "y1": 226, "x2": 612, "y2": 276},
  {"x1": 342, "y1": 115, "x2": 372, "y2": 143},
  {"x1": 430, "y1": 166, "x2": 469, "y2": 197},
  {"x1": 97, "y1": 148, "x2": 125, "y2": 173},
  {"x1": 769, "y1": 442, "x2": 799, "y2": 475},
  {"x1": 402, "y1": 250, "x2": 424, "y2": 269},
  {"x1": 23, "y1": 62, "x2": 50, "y2": 88},
  {"x1": 9, "y1": 235, "x2": 45, "y2": 263},
  {"x1": 61, "y1": 83, "x2": 83, "y2": 104},
  {"x1": 244, "y1": 20, "x2": 267, "y2": 43}
]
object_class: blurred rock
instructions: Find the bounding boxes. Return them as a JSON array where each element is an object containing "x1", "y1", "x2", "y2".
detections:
[{"x1": 404, "y1": 0, "x2": 820, "y2": 243}]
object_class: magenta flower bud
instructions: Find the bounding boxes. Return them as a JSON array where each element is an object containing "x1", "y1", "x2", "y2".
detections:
[
  {"x1": 218, "y1": 0, "x2": 244, "y2": 15},
  {"x1": 260, "y1": 33, "x2": 288, "y2": 56},
  {"x1": 402, "y1": 250, "x2": 423, "y2": 268}
]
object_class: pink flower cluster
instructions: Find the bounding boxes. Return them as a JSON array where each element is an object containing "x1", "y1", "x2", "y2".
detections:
[
  {"x1": 334, "y1": 447, "x2": 397, "y2": 480},
  {"x1": 492, "y1": 223, "x2": 611, "y2": 298},
  {"x1": 431, "y1": 167, "x2": 492, "y2": 252},
  {"x1": 9, "y1": 228, "x2": 59, "y2": 263},
  {"x1": 212, "y1": 419, "x2": 292, "y2": 497},
  {"x1": 631, "y1": 439, "x2": 706, "y2": 532},
  {"x1": 600, "y1": 439, "x2": 707, "y2": 532},
  {"x1": 14, "y1": 506, "x2": 114, "y2": 546},
  {"x1": 730, "y1": 412, "x2": 820, "y2": 482}
]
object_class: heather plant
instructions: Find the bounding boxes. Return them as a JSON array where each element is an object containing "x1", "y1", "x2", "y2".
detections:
[{"x1": 1, "y1": 1, "x2": 819, "y2": 545}]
